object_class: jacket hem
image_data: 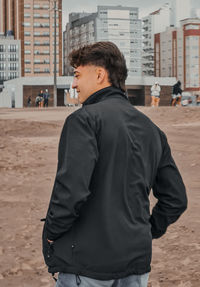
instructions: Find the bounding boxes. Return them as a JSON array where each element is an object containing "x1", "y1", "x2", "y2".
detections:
[{"x1": 48, "y1": 265, "x2": 151, "y2": 280}]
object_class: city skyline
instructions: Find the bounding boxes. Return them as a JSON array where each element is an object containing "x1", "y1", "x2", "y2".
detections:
[
  {"x1": 62, "y1": 0, "x2": 200, "y2": 30},
  {"x1": 62, "y1": 0, "x2": 169, "y2": 29}
]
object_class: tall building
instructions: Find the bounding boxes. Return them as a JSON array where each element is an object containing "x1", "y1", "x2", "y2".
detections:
[
  {"x1": 142, "y1": 4, "x2": 171, "y2": 76},
  {"x1": 171, "y1": 0, "x2": 192, "y2": 27},
  {"x1": 64, "y1": 6, "x2": 142, "y2": 77},
  {"x1": 0, "y1": 35, "x2": 21, "y2": 91},
  {"x1": 0, "y1": 0, "x2": 62, "y2": 77},
  {"x1": 154, "y1": 18, "x2": 200, "y2": 93}
]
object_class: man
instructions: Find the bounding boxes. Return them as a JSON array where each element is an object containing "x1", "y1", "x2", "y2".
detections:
[
  {"x1": 42, "y1": 42, "x2": 187, "y2": 287},
  {"x1": 150, "y1": 82, "x2": 161, "y2": 107},
  {"x1": 44, "y1": 89, "x2": 50, "y2": 108}
]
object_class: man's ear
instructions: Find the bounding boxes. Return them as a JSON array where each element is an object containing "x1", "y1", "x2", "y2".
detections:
[{"x1": 96, "y1": 67, "x2": 107, "y2": 84}]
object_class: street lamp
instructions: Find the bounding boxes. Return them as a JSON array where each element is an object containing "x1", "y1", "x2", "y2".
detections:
[
  {"x1": 53, "y1": 0, "x2": 57, "y2": 107},
  {"x1": 50, "y1": 0, "x2": 61, "y2": 107}
]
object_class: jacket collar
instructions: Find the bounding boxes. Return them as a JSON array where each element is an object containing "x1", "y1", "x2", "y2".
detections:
[{"x1": 82, "y1": 86, "x2": 128, "y2": 106}]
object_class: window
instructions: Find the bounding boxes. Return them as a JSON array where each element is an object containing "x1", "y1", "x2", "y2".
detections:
[
  {"x1": 34, "y1": 13, "x2": 41, "y2": 18},
  {"x1": 25, "y1": 68, "x2": 31, "y2": 73},
  {"x1": 43, "y1": 41, "x2": 50, "y2": 46},
  {"x1": 34, "y1": 59, "x2": 41, "y2": 64},
  {"x1": 0, "y1": 54, "x2": 5, "y2": 61},
  {"x1": 8, "y1": 72, "x2": 18, "y2": 79},
  {"x1": 8, "y1": 45, "x2": 17, "y2": 52},
  {"x1": 25, "y1": 50, "x2": 31, "y2": 55},
  {"x1": 9, "y1": 63, "x2": 18, "y2": 71},
  {"x1": 24, "y1": 4, "x2": 31, "y2": 9},
  {"x1": 9, "y1": 54, "x2": 17, "y2": 61},
  {"x1": 34, "y1": 68, "x2": 40, "y2": 72},
  {"x1": 43, "y1": 5, "x2": 49, "y2": 9},
  {"x1": 24, "y1": 31, "x2": 31, "y2": 36},
  {"x1": 25, "y1": 41, "x2": 31, "y2": 46},
  {"x1": 34, "y1": 4, "x2": 40, "y2": 9},
  {"x1": 34, "y1": 41, "x2": 41, "y2": 46},
  {"x1": 0, "y1": 72, "x2": 6, "y2": 80},
  {"x1": 0, "y1": 45, "x2": 5, "y2": 52},
  {"x1": 24, "y1": 13, "x2": 30, "y2": 18},
  {"x1": 34, "y1": 32, "x2": 40, "y2": 36},
  {"x1": 25, "y1": 59, "x2": 31, "y2": 64},
  {"x1": 23, "y1": 22, "x2": 31, "y2": 27},
  {"x1": 43, "y1": 14, "x2": 49, "y2": 18},
  {"x1": 0, "y1": 63, "x2": 5, "y2": 70}
]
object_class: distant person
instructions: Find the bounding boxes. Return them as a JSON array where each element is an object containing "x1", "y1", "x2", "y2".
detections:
[
  {"x1": 27, "y1": 96, "x2": 31, "y2": 107},
  {"x1": 38, "y1": 90, "x2": 44, "y2": 108},
  {"x1": 35, "y1": 96, "x2": 40, "y2": 107},
  {"x1": 196, "y1": 94, "x2": 200, "y2": 106},
  {"x1": 44, "y1": 89, "x2": 50, "y2": 107},
  {"x1": 172, "y1": 81, "x2": 182, "y2": 106},
  {"x1": 151, "y1": 82, "x2": 161, "y2": 107}
]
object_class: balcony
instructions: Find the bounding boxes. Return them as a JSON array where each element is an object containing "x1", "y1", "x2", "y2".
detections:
[{"x1": 34, "y1": 42, "x2": 50, "y2": 46}]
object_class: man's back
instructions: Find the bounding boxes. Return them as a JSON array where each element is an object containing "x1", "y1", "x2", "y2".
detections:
[{"x1": 43, "y1": 87, "x2": 187, "y2": 279}]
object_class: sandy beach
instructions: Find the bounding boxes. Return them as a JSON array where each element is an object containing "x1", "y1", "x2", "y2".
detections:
[{"x1": 0, "y1": 106, "x2": 199, "y2": 287}]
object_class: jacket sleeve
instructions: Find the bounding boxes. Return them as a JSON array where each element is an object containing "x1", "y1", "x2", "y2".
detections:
[
  {"x1": 150, "y1": 132, "x2": 187, "y2": 239},
  {"x1": 45, "y1": 110, "x2": 99, "y2": 241}
]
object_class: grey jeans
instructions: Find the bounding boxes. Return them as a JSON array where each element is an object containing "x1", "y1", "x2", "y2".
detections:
[{"x1": 55, "y1": 272, "x2": 149, "y2": 287}]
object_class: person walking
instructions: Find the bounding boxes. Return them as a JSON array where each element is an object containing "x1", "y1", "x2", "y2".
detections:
[
  {"x1": 150, "y1": 82, "x2": 161, "y2": 107},
  {"x1": 38, "y1": 90, "x2": 44, "y2": 108},
  {"x1": 171, "y1": 81, "x2": 182, "y2": 106},
  {"x1": 27, "y1": 96, "x2": 31, "y2": 107},
  {"x1": 42, "y1": 42, "x2": 187, "y2": 287},
  {"x1": 44, "y1": 89, "x2": 50, "y2": 107}
]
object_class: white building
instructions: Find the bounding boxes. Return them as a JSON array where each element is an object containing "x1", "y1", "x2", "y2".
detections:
[
  {"x1": 0, "y1": 35, "x2": 21, "y2": 91},
  {"x1": 142, "y1": 4, "x2": 171, "y2": 76},
  {"x1": 171, "y1": 0, "x2": 192, "y2": 27},
  {"x1": 63, "y1": 6, "x2": 142, "y2": 77},
  {"x1": 154, "y1": 18, "x2": 200, "y2": 94}
]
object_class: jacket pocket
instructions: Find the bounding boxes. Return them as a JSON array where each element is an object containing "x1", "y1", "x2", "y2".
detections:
[{"x1": 42, "y1": 222, "x2": 57, "y2": 267}]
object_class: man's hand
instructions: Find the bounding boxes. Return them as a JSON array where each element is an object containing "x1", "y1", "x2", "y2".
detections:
[{"x1": 47, "y1": 239, "x2": 54, "y2": 244}]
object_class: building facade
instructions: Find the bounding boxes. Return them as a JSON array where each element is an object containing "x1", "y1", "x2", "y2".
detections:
[
  {"x1": 142, "y1": 4, "x2": 171, "y2": 76},
  {"x1": 0, "y1": 36, "x2": 21, "y2": 91},
  {"x1": 63, "y1": 6, "x2": 142, "y2": 77},
  {"x1": 171, "y1": 0, "x2": 192, "y2": 27},
  {"x1": 0, "y1": 0, "x2": 62, "y2": 78},
  {"x1": 154, "y1": 18, "x2": 200, "y2": 93}
]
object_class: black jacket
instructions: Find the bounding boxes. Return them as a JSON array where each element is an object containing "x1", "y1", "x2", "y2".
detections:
[
  {"x1": 173, "y1": 84, "x2": 182, "y2": 95},
  {"x1": 42, "y1": 86, "x2": 187, "y2": 279}
]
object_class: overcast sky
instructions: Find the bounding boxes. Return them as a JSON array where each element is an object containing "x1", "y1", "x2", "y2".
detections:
[{"x1": 62, "y1": 0, "x2": 171, "y2": 30}]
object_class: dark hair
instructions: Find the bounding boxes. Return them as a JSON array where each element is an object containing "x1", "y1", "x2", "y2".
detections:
[{"x1": 69, "y1": 41, "x2": 128, "y2": 92}]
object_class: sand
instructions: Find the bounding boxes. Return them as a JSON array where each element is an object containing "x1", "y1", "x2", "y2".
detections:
[{"x1": 0, "y1": 106, "x2": 199, "y2": 287}]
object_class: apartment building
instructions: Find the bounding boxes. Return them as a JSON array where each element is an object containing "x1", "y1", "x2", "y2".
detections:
[
  {"x1": 142, "y1": 4, "x2": 171, "y2": 76},
  {"x1": 171, "y1": 0, "x2": 192, "y2": 27},
  {"x1": 0, "y1": 0, "x2": 62, "y2": 77},
  {"x1": 154, "y1": 18, "x2": 200, "y2": 93},
  {"x1": 0, "y1": 36, "x2": 21, "y2": 91},
  {"x1": 64, "y1": 6, "x2": 142, "y2": 77}
]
